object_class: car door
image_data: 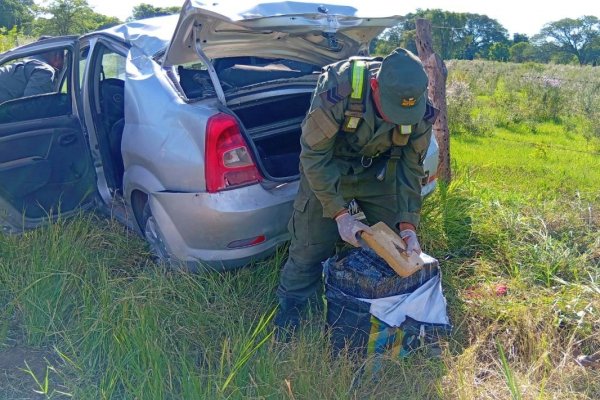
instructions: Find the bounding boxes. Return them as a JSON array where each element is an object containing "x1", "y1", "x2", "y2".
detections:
[{"x1": 0, "y1": 37, "x2": 96, "y2": 232}]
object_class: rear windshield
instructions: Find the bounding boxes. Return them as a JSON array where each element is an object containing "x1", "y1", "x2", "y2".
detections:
[{"x1": 176, "y1": 57, "x2": 320, "y2": 99}]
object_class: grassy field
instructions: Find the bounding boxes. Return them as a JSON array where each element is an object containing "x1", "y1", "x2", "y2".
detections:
[{"x1": 1, "y1": 60, "x2": 599, "y2": 399}]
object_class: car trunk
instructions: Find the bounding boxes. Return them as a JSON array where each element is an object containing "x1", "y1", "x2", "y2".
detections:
[
  {"x1": 162, "y1": 1, "x2": 402, "y2": 182},
  {"x1": 228, "y1": 88, "x2": 314, "y2": 180}
]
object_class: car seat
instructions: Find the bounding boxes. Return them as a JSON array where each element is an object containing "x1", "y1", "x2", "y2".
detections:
[
  {"x1": 99, "y1": 78, "x2": 125, "y2": 189},
  {"x1": 177, "y1": 66, "x2": 215, "y2": 98}
]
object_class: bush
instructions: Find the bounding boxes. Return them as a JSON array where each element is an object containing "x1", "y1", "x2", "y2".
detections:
[
  {"x1": 447, "y1": 80, "x2": 475, "y2": 134},
  {"x1": 447, "y1": 78, "x2": 495, "y2": 136},
  {"x1": 0, "y1": 27, "x2": 20, "y2": 53},
  {"x1": 521, "y1": 76, "x2": 565, "y2": 122}
]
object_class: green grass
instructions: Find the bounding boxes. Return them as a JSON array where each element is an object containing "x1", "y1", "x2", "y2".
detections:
[
  {"x1": 1, "y1": 60, "x2": 599, "y2": 399},
  {"x1": 453, "y1": 121, "x2": 600, "y2": 202}
]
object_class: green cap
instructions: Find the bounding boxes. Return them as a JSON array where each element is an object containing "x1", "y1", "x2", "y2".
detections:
[{"x1": 376, "y1": 48, "x2": 428, "y2": 125}]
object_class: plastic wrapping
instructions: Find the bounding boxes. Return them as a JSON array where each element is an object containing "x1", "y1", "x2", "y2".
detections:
[
  {"x1": 324, "y1": 248, "x2": 451, "y2": 357},
  {"x1": 324, "y1": 247, "x2": 438, "y2": 299}
]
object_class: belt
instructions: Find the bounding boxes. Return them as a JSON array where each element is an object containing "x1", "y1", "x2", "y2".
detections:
[
  {"x1": 335, "y1": 147, "x2": 401, "y2": 178},
  {"x1": 335, "y1": 152, "x2": 387, "y2": 167},
  {"x1": 348, "y1": 148, "x2": 402, "y2": 182}
]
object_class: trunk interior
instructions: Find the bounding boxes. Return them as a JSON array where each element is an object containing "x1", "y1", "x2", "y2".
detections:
[
  {"x1": 176, "y1": 56, "x2": 320, "y2": 180},
  {"x1": 230, "y1": 91, "x2": 313, "y2": 180}
]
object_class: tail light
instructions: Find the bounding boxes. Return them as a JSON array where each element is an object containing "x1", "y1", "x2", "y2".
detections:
[
  {"x1": 205, "y1": 113, "x2": 262, "y2": 193},
  {"x1": 227, "y1": 235, "x2": 266, "y2": 249}
]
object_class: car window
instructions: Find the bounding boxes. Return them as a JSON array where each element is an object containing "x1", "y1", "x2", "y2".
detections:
[
  {"x1": 179, "y1": 61, "x2": 208, "y2": 71},
  {"x1": 0, "y1": 48, "x2": 69, "y2": 104},
  {"x1": 102, "y1": 51, "x2": 126, "y2": 80},
  {"x1": 176, "y1": 60, "x2": 213, "y2": 99},
  {"x1": 0, "y1": 47, "x2": 72, "y2": 124},
  {"x1": 213, "y1": 57, "x2": 320, "y2": 90},
  {"x1": 86, "y1": 44, "x2": 127, "y2": 122}
]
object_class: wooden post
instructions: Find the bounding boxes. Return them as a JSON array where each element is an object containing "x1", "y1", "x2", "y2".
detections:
[{"x1": 415, "y1": 18, "x2": 451, "y2": 183}]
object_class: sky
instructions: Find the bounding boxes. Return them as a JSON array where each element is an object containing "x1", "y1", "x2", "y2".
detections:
[{"x1": 86, "y1": 0, "x2": 600, "y2": 37}]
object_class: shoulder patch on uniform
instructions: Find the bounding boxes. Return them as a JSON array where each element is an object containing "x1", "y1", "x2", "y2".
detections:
[
  {"x1": 424, "y1": 101, "x2": 439, "y2": 124},
  {"x1": 319, "y1": 80, "x2": 352, "y2": 109}
]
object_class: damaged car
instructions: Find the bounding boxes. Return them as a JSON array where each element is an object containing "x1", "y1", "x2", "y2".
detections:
[{"x1": 0, "y1": 1, "x2": 439, "y2": 269}]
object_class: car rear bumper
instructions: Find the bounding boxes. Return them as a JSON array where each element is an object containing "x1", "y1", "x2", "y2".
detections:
[
  {"x1": 147, "y1": 135, "x2": 438, "y2": 271},
  {"x1": 421, "y1": 137, "x2": 440, "y2": 197},
  {"x1": 148, "y1": 180, "x2": 298, "y2": 270}
]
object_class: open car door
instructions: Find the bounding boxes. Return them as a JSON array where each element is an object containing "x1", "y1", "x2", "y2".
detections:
[{"x1": 0, "y1": 37, "x2": 96, "y2": 232}]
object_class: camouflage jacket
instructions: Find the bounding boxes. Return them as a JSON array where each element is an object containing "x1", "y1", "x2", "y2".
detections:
[
  {"x1": 0, "y1": 58, "x2": 56, "y2": 104},
  {"x1": 299, "y1": 58, "x2": 437, "y2": 227}
]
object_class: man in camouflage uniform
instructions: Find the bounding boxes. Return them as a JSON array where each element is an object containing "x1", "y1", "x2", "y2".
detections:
[
  {"x1": 275, "y1": 48, "x2": 438, "y2": 333},
  {"x1": 0, "y1": 45, "x2": 64, "y2": 104}
]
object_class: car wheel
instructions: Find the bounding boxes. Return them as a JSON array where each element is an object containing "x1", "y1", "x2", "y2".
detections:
[{"x1": 142, "y1": 202, "x2": 171, "y2": 263}]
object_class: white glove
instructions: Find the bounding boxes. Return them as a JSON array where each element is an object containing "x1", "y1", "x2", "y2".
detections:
[
  {"x1": 335, "y1": 212, "x2": 373, "y2": 247},
  {"x1": 400, "y1": 229, "x2": 422, "y2": 255}
]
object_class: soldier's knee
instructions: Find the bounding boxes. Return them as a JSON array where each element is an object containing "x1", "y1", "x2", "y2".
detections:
[{"x1": 288, "y1": 241, "x2": 335, "y2": 266}]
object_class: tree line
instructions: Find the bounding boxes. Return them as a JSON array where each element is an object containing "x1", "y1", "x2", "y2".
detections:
[
  {"x1": 0, "y1": 0, "x2": 180, "y2": 50},
  {"x1": 374, "y1": 9, "x2": 599, "y2": 66},
  {"x1": 2, "y1": 1, "x2": 599, "y2": 66}
]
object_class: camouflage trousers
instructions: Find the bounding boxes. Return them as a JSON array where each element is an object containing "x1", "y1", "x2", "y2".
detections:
[{"x1": 276, "y1": 158, "x2": 402, "y2": 315}]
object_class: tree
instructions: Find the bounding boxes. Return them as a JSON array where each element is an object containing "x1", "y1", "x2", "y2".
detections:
[
  {"x1": 534, "y1": 16, "x2": 600, "y2": 65},
  {"x1": 416, "y1": 9, "x2": 466, "y2": 60},
  {"x1": 34, "y1": 0, "x2": 120, "y2": 35},
  {"x1": 532, "y1": 42, "x2": 557, "y2": 63},
  {"x1": 373, "y1": 21, "x2": 418, "y2": 55},
  {"x1": 130, "y1": 3, "x2": 180, "y2": 20},
  {"x1": 488, "y1": 42, "x2": 510, "y2": 61},
  {"x1": 373, "y1": 24, "x2": 403, "y2": 55},
  {"x1": 89, "y1": 12, "x2": 120, "y2": 31},
  {"x1": 0, "y1": 25, "x2": 22, "y2": 51},
  {"x1": 509, "y1": 41, "x2": 538, "y2": 63},
  {"x1": 512, "y1": 33, "x2": 528, "y2": 44},
  {"x1": 375, "y1": 10, "x2": 509, "y2": 60},
  {"x1": 461, "y1": 13, "x2": 509, "y2": 60},
  {"x1": 0, "y1": 0, "x2": 35, "y2": 31},
  {"x1": 387, "y1": 9, "x2": 467, "y2": 59}
]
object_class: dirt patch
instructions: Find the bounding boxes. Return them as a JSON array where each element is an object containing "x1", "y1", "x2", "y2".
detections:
[
  {"x1": 0, "y1": 346, "x2": 50, "y2": 375},
  {"x1": 0, "y1": 346, "x2": 68, "y2": 399}
]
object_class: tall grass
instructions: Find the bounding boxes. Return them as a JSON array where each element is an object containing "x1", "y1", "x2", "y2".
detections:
[
  {"x1": 1, "y1": 60, "x2": 599, "y2": 398},
  {"x1": 447, "y1": 60, "x2": 600, "y2": 141},
  {"x1": 497, "y1": 340, "x2": 522, "y2": 400}
]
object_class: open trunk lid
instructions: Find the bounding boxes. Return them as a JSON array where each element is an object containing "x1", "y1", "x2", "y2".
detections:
[{"x1": 163, "y1": 0, "x2": 401, "y2": 67}]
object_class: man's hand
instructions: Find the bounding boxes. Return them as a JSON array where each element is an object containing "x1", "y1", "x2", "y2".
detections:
[
  {"x1": 400, "y1": 229, "x2": 422, "y2": 255},
  {"x1": 335, "y1": 212, "x2": 373, "y2": 247}
]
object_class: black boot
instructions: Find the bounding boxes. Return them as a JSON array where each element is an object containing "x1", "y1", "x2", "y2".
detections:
[
  {"x1": 273, "y1": 298, "x2": 305, "y2": 342},
  {"x1": 307, "y1": 285, "x2": 325, "y2": 315}
]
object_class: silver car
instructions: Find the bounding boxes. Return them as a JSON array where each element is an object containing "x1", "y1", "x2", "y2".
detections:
[{"x1": 0, "y1": 1, "x2": 438, "y2": 270}]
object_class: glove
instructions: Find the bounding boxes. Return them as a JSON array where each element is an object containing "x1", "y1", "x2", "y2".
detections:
[
  {"x1": 400, "y1": 229, "x2": 422, "y2": 255},
  {"x1": 335, "y1": 212, "x2": 373, "y2": 247}
]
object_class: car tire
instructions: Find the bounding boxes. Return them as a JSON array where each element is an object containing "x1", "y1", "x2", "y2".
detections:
[{"x1": 142, "y1": 202, "x2": 171, "y2": 264}]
